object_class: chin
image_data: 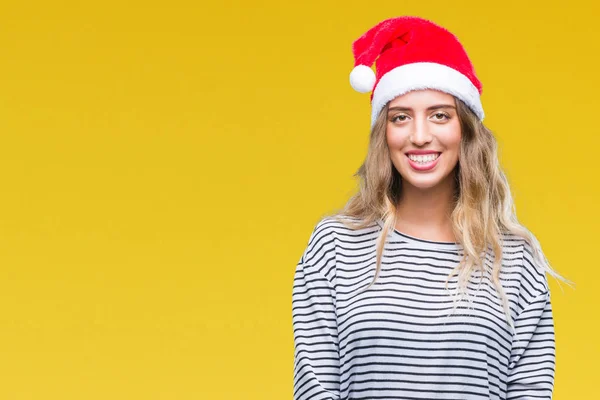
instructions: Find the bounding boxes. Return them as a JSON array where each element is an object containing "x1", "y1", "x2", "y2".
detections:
[
  {"x1": 400, "y1": 171, "x2": 453, "y2": 190},
  {"x1": 403, "y1": 178, "x2": 442, "y2": 190}
]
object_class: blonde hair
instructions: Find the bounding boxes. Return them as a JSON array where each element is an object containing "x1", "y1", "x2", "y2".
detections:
[{"x1": 331, "y1": 97, "x2": 571, "y2": 328}]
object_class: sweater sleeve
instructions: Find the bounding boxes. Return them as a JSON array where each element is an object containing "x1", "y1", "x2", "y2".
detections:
[
  {"x1": 506, "y1": 291, "x2": 556, "y2": 399},
  {"x1": 292, "y1": 222, "x2": 340, "y2": 400}
]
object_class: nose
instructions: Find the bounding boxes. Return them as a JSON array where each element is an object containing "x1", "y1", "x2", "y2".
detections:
[{"x1": 409, "y1": 119, "x2": 433, "y2": 146}]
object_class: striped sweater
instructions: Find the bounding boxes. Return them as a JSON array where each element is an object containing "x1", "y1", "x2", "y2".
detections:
[{"x1": 292, "y1": 216, "x2": 555, "y2": 400}]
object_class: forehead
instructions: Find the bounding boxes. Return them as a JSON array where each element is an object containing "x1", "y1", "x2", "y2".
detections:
[{"x1": 388, "y1": 89, "x2": 456, "y2": 108}]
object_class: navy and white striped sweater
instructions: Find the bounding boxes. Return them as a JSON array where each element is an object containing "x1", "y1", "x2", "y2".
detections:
[{"x1": 292, "y1": 216, "x2": 555, "y2": 400}]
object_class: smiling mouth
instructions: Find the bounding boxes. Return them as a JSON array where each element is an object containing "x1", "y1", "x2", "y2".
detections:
[{"x1": 406, "y1": 153, "x2": 441, "y2": 164}]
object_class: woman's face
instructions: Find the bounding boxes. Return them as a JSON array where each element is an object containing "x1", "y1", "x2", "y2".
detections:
[{"x1": 386, "y1": 89, "x2": 461, "y2": 191}]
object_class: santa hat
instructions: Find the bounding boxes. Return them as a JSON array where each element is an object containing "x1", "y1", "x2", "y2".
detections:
[{"x1": 349, "y1": 16, "x2": 484, "y2": 127}]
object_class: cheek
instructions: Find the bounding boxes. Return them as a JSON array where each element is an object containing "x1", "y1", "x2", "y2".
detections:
[
  {"x1": 439, "y1": 123, "x2": 462, "y2": 154},
  {"x1": 386, "y1": 126, "x2": 408, "y2": 149}
]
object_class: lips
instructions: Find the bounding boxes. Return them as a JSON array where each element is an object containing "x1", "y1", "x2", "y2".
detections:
[{"x1": 405, "y1": 152, "x2": 441, "y2": 171}]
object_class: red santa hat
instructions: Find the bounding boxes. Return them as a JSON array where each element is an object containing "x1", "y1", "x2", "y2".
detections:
[{"x1": 349, "y1": 16, "x2": 484, "y2": 127}]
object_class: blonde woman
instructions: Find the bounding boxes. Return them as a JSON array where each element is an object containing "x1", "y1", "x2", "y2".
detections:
[{"x1": 292, "y1": 16, "x2": 568, "y2": 400}]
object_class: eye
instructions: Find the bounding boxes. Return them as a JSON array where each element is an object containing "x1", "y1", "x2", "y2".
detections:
[
  {"x1": 432, "y1": 112, "x2": 450, "y2": 121},
  {"x1": 390, "y1": 114, "x2": 409, "y2": 123}
]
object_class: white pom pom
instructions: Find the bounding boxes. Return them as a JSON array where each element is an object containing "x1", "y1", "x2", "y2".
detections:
[{"x1": 349, "y1": 65, "x2": 376, "y2": 93}]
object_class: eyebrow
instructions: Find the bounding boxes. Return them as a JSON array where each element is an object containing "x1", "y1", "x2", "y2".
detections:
[{"x1": 387, "y1": 104, "x2": 456, "y2": 113}]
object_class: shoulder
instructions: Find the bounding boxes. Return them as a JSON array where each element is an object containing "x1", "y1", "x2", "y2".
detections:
[
  {"x1": 300, "y1": 214, "x2": 380, "y2": 276},
  {"x1": 301, "y1": 216, "x2": 339, "y2": 263},
  {"x1": 500, "y1": 230, "x2": 550, "y2": 306},
  {"x1": 305, "y1": 214, "x2": 380, "y2": 250}
]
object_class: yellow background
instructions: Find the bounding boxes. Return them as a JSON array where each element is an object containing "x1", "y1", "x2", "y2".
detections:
[{"x1": 0, "y1": 0, "x2": 597, "y2": 398}]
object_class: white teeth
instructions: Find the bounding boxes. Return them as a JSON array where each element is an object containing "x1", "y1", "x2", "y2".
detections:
[{"x1": 407, "y1": 153, "x2": 439, "y2": 163}]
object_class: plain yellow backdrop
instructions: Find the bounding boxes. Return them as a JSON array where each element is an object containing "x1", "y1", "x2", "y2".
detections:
[{"x1": 0, "y1": 0, "x2": 597, "y2": 398}]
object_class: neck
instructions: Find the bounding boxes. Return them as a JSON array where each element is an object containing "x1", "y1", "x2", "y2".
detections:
[{"x1": 395, "y1": 174, "x2": 457, "y2": 242}]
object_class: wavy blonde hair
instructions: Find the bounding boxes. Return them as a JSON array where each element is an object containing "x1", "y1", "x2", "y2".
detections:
[{"x1": 331, "y1": 96, "x2": 570, "y2": 328}]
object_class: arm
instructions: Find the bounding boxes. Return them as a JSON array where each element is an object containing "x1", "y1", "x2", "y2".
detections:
[
  {"x1": 506, "y1": 291, "x2": 556, "y2": 399},
  {"x1": 292, "y1": 251, "x2": 340, "y2": 400}
]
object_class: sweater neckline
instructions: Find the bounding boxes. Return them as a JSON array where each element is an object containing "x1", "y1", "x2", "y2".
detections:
[{"x1": 375, "y1": 218, "x2": 462, "y2": 251}]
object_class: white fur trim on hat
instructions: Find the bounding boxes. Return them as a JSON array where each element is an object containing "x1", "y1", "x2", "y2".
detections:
[{"x1": 370, "y1": 62, "x2": 484, "y2": 127}]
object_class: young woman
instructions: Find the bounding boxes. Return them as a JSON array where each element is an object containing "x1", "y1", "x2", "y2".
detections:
[{"x1": 292, "y1": 16, "x2": 568, "y2": 400}]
